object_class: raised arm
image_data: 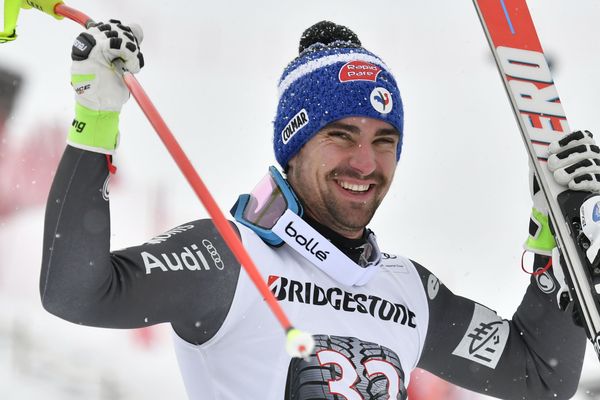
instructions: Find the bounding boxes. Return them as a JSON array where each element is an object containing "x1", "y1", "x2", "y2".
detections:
[
  {"x1": 40, "y1": 21, "x2": 241, "y2": 345},
  {"x1": 414, "y1": 135, "x2": 600, "y2": 399},
  {"x1": 415, "y1": 257, "x2": 585, "y2": 400}
]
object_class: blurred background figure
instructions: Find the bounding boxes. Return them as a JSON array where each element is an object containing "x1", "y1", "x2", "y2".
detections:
[{"x1": 0, "y1": 63, "x2": 64, "y2": 217}]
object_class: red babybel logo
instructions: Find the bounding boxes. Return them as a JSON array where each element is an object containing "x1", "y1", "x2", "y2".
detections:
[{"x1": 339, "y1": 60, "x2": 382, "y2": 82}]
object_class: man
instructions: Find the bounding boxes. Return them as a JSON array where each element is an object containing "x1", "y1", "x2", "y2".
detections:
[{"x1": 41, "y1": 20, "x2": 590, "y2": 399}]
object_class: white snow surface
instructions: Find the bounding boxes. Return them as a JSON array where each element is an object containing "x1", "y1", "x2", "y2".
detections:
[{"x1": 1, "y1": 0, "x2": 599, "y2": 398}]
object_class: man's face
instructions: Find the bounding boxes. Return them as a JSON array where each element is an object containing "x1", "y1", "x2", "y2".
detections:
[{"x1": 287, "y1": 117, "x2": 399, "y2": 239}]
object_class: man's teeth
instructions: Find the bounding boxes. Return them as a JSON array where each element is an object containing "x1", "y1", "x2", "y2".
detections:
[{"x1": 339, "y1": 181, "x2": 370, "y2": 192}]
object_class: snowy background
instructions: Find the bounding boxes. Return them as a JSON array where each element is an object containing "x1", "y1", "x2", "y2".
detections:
[{"x1": 1, "y1": 0, "x2": 599, "y2": 398}]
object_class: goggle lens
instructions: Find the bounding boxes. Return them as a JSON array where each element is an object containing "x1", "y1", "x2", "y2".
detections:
[{"x1": 242, "y1": 173, "x2": 288, "y2": 229}]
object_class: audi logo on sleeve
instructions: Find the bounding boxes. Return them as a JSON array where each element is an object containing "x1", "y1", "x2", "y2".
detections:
[
  {"x1": 202, "y1": 239, "x2": 224, "y2": 270},
  {"x1": 141, "y1": 244, "x2": 215, "y2": 274}
]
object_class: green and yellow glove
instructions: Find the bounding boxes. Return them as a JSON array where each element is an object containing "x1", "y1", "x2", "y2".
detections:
[
  {"x1": 67, "y1": 19, "x2": 144, "y2": 154},
  {"x1": 524, "y1": 171, "x2": 556, "y2": 257}
]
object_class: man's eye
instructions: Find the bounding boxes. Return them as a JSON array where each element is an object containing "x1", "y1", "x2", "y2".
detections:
[
  {"x1": 327, "y1": 131, "x2": 351, "y2": 140},
  {"x1": 375, "y1": 137, "x2": 397, "y2": 145}
]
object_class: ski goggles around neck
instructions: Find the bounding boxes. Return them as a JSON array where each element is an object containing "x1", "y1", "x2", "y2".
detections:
[{"x1": 231, "y1": 166, "x2": 303, "y2": 246}]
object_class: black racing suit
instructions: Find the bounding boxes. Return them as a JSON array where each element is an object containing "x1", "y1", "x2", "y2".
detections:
[{"x1": 40, "y1": 147, "x2": 586, "y2": 399}]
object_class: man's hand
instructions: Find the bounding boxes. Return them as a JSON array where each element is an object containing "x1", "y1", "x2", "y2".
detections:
[
  {"x1": 525, "y1": 130, "x2": 600, "y2": 256},
  {"x1": 548, "y1": 130, "x2": 600, "y2": 193},
  {"x1": 67, "y1": 19, "x2": 144, "y2": 154}
]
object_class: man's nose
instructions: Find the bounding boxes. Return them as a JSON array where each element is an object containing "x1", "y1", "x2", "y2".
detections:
[{"x1": 348, "y1": 143, "x2": 377, "y2": 177}]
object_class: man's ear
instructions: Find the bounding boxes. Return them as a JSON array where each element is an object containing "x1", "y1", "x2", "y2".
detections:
[{"x1": 286, "y1": 155, "x2": 298, "y2": 175}]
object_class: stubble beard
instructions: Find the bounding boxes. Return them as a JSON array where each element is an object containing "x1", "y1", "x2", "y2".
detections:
[
  {"x1": 290, "y1": 166, "x2": 387, "y2": 236},
  {"x1": 322, "y1": 193, "x2": 381, "y2": 233}
]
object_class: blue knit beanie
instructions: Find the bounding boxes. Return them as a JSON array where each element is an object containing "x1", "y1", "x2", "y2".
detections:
[{"x1": 273, "y1": 21, "x2": 404, "y2": 169}]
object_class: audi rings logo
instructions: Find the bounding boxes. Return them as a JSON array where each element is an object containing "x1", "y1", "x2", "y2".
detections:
[{"x1": 202, "y1": 239, "x2": 224, "y2": 270}]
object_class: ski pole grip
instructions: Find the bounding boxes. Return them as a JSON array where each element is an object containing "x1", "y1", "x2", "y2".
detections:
[{"x1": 21, "y1": 0, "x2": 64, "y2": 20}]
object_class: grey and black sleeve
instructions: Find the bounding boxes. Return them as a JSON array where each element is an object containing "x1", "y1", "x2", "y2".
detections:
[
  {"x1": 40, "y1": 146, "x2": 241, "y2": 344},
  {"x1": 414, "y1": 258, "x2": 586, "y2": 400}
]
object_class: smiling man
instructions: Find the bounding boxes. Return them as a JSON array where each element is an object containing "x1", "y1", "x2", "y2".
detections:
[
  {"x1": 287, "y1": 117, "x2": 399, "y2": 238},
  {"x1": 40, "y1": 20, "x2": 589, "y2": 399}
]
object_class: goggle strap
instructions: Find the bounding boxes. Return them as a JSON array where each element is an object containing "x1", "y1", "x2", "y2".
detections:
[{"x1": 272, "y1": 209, "x2": 379, "y2": 286}]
